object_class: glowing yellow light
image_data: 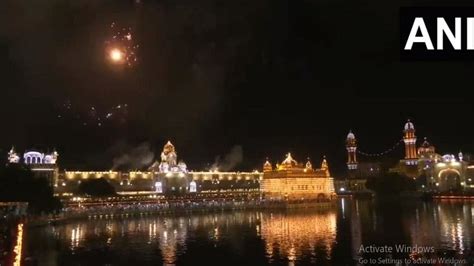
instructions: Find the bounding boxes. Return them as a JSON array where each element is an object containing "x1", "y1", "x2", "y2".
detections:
[
  {"x1": 13, "y1": 223, "x2": 23, "y2": 266},
  {"x1": 109, "y1": 48, "x2": 123, "y2": 62}
]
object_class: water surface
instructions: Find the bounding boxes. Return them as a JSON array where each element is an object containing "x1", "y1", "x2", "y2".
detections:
[{"x1": 16, "y1": 199, "x2": 474, "y2": 265}]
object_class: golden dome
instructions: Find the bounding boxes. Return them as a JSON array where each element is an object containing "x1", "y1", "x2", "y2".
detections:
[
  {"x1": 321, "y1": 156, "x2": 328, "y2": 170},
  {"x1": 321, "y1": 156, "x2": 330, "y2": 177},
  {"x1": 281, "y1": 153, "x2": 298, "y2": 168},
  {"x1": 417, "y1": 137, "x2": 435, "y2": 157},
  {"x1": 263, "y1": 158, "x2": 273, "y2": 172},
  {"x1": 163, "y1": 140, "x2": 175, "y2": 154},
  {"x1": 305, "y1": 157, "x2": 313, "y2": 170}
]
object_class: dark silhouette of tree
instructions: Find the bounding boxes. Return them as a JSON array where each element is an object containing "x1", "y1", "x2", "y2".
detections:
[
  {"x1": 365, "y1": 173, "x2": 416, "y2": 196},
  {"x1": 77, "y1": 178, "x2": 116, "y2": 197},
  {"x1": 0, "y1": 164, "x2": 62, "y2": 214}
]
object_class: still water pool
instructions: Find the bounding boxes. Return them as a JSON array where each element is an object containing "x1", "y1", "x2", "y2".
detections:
[{"x1": 13, "y1": 199, "x2": 474, "y2": 265}]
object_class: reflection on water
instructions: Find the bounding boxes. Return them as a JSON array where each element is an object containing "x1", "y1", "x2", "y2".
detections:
[
  {"x1": 261, "y1": 210, "x2": 336, "y2": 263},
  {"x1": 347, "y1": 199, "x2": 474, "y2": 264},
  {"x1": 18, "y1": 200, "x2": 474, "y2": 265},
  {"x1": 13, "y1": 223, "x2": 23, "y2": 266},
  {"x1": 70, "y1": 225, "x2": 82, "y2": 249},
  {"x1": 407, "y1": 201, "x2": 472, "y2": 254}
]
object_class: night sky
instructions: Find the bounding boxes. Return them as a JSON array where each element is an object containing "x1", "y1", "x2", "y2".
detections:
[{"x1": 1, "y1": 0, "x2": 474, "y2": 176}]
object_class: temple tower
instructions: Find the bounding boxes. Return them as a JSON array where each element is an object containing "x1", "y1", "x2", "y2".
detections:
[
  {"x1": 346, "y1": 131, "x2": 358, "y2": 170},
  {"x1": 403, "y1": 119, "x2": 418, "y2": 165}
]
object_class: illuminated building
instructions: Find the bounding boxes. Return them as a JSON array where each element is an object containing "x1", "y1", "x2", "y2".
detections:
[
  {"x1": 55, "y1": 169, "x2": 262, "y2": 197},
  {"x1": 148, "y1": 141, "x2": 190, "y2": 195},
  {"x1": 188, "y1": 171, "x2": 261, "y2": 193},
  {"x1": 147, "y1": 141, "x2": 262, "y2": 195},
  {"x1": 6, "y1": 147, "x2": 59, "y2": 186},
  {"x1": 390, "y1": 120, "x2": 473, "y2": 191},
  {"x1": 342, "y1": 120, "x2": 474, "y2": 193},
  {"x1": 261, "y1": 153, "x2": 335, "y2": 200},
  {"x1": 53, "y1": 141, "x2": 262, "y2": 197}
]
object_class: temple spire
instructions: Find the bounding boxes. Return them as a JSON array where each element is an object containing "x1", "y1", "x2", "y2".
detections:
[
  {"x1": 305, "y1": 157, "x2": 312, "y2": 170},
  {"x1": 321, "y1": 156, "x2": 330, "y2": 177},
  {"x1": 263, "y1": 157, "x2": 273, "y2": 172}
]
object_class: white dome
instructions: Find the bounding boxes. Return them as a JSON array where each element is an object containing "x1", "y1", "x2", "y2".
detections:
[
  {"x1": 347, "y1": 131, "x2": 355, "y2": 139},
  {"x1": 23, "y1": 151, "x2": 44, "y2": 164},
  {"x1": 442, "y1": 154, "x2": 456, "y2": 162},
  {"x1": 178, "y1": 161, "x2": 188, "y2": 172},
  {"x1": 44, "y1": 155, "x2": 53, "y2": 163},
  {"x1": 404, "y1": 120, "x2": 414, "y2": 130}
]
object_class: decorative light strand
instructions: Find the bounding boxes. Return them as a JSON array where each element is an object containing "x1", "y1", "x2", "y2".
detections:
[
  {"x1": 13, "y1": 223, "x2": 23, "y2": 266},
  {"x1": 357, "y1": 139, "x2": 403, "y2": 157}
]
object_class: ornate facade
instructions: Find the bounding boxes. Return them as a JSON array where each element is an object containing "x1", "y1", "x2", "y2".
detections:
[
  {"x1": 6, "y1": 147, "x2": 59, "y2": 186},
  {"x1": 53, "y1": 141, "x2": 262, "y2": 196},
  {"x1": 343, "y1": 120, "x2": 474, "y2": 193},
  {"x1": 392, "y1": 120, "x2": 473, "y2": 192},
  {"x1": 261, "y1": 153, "x2": 335, "y2": 200},
  {"x1": 148, "y1": 141, "x2": 190, "y2": 195}
]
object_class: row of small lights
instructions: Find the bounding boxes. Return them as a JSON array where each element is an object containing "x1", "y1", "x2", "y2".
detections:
[{"x1": 64, "y1": 172, "x2": 262, "y2": 180}]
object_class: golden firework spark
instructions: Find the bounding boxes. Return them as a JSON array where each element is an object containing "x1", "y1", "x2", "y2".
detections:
[
  {"x1": 105, "y1": 22, "x2": 138, "y2": 67},
  {"x1": 109, "y1": 48, "x2": 124, "y2": 62}
]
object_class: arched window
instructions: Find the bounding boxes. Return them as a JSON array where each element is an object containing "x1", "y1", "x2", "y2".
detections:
[
  {"x1": 155, "y1": 182, "x2": 163, "y2": 193},
  {"x1": 189, "y1": 181, "x2": 197, "y2": 193}
]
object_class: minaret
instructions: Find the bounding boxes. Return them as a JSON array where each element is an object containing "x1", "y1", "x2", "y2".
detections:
[
  {"x1": 346, "y1": 130, "x2": 358, "y2": 170},
  {"x1": 403, "y1": 119, "x2": 418, "y2": 164}
]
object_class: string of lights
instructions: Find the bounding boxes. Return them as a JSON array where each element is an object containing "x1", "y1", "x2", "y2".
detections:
[{"x1": 357, "y1": 139, "x2": 403, "y2": 157}]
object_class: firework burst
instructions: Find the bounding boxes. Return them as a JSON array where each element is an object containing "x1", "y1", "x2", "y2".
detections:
[
  {"x1": 56, "y1": 100, "x2": 129, "y2": 127},
  {"x1": 105, "y1": 22, "x2": 139, "y2": 67}
]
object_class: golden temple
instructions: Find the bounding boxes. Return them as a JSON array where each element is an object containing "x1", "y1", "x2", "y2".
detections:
[{"x1": 262, "y1": 153, "x2": 335, "y2": 201}]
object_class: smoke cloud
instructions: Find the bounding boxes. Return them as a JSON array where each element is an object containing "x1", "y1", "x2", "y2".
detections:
[
  {"x1": 112, "y1": 142, "x2": 154, "y2": 170},
  {"x1": 211, "y1": 145, "x2": 243, "y2": 172}
]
